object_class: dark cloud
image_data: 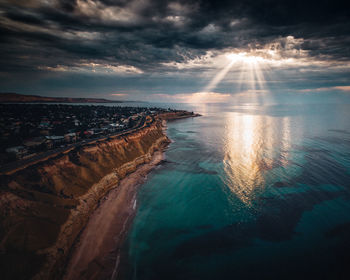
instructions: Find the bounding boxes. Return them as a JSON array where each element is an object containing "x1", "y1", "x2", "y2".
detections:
[{"x1": 0, "y1": 0, "x2": 349, "y2": 97}]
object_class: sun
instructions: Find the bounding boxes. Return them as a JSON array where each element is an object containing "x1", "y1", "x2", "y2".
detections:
[{"x1": 226, "y1": 52, "x2": 264, "y2": 64}]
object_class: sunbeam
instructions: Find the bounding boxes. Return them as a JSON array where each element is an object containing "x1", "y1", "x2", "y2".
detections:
[
  {"x1": 201, "y1": 51, "x2": 272, "y2": 103},
  {"x1": 231, "y1": 52, "x2": 269, "y2": 93},
  {"x1": 203, "y1": 59, "x2": 235, "y2": 93}
]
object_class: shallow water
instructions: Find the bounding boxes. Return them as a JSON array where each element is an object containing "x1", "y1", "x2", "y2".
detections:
[{"x1": 123, "y1": 101, "x2": 350, "y2": 280}]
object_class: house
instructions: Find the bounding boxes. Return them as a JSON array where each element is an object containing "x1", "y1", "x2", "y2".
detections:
[
  {"x1": 121, "y1": 118, "x2": 129, "y2": 125},
  {"x1": 39, "y1": 118, "x2": 50, "y2": 128},
  {"x1": 74, "y1": 119, "x2": 80, "y2": 126},
  {"x1": 23, "y1": 137, "x2": 46, "y2": 150},
  {"x1": 45, "y1": 139, "x2": 53, "y2": 149},
  {"x1": 108, "y1": 123, "x2": 124, "y2": 131},
  {"x1": 84, "y1": 130, "x2": 94, "y2": 137},
  {"x1": 108, "y1": 123, "x2": 117, "y2": 132},
  {"x1": 39, "y1": 129, "x2": 50, "y2": 136},
  {"x1": 6, "y1": 146, "x2": 28, "y2": 159},
  {"x1": 92, "y1": 128, "x2": 103, "y2": 136},
  {"x1": 64, "y1": 132, "x2": 77, "y2": 143},
  {"x1": 45, "y1": 135, "x2": 65, "y2": 147}
]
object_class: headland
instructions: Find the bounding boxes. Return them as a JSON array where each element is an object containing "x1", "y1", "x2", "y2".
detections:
[{"x1": 0, "y1": 110, "x2": 199, "y2": 280}]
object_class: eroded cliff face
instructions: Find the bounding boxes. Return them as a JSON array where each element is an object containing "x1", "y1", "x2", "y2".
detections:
[{"x1": 0, "y1": 120, "x2": 169, "y2": 280}]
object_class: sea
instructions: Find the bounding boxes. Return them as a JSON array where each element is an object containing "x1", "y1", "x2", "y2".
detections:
[{"x1": 117, "y1": 94, "x2": 350, "y2": 280}]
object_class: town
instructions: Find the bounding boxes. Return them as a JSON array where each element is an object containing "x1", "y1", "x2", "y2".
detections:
[{"x1": 0, "y1": 104, "x2": 181, "y2": 166}]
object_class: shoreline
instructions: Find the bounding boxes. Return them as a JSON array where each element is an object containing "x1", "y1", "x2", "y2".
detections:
[
  {"x1": 0, "y1": 112, "x2": 198, "y2": 280},
  {"x1": 63, "y1": 116, "x2": 196, "y2": 280},
  {"x1": 63, "y1": 147, "x2": 168, "y2": 280}
]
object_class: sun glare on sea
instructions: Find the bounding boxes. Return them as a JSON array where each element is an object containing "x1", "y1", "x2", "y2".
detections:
[{"x1": 223, "y1": 112, "x2": 292, "y2": 205}]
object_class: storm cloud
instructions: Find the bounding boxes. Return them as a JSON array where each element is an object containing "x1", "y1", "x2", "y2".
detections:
[{"x1": 0, "y1": 0, "x2": 349, "y2": 99}]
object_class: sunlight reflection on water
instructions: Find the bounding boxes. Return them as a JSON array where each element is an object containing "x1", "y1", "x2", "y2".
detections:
[
  {"x1": 223, "y1": 112, "x2": 292, "y2": 204},
  {"x1": 125, "y1": 102, "x2": 350, "y2": 280}
]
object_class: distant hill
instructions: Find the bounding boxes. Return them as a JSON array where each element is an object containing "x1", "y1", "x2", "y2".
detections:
[{"x1": 0, "y1": 92, "x2": 123, "y2": 103}]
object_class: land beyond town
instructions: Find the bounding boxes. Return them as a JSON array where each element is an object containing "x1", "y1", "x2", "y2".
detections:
[
  {"x1": 0, "y1": 104, "x2": 199, "y2": 280},
  {"x1": 0, "y1": 92, "x2": 123, "y2": 103}
]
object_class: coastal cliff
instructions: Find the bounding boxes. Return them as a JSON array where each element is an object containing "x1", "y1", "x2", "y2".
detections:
[{"x1": 0, "y1": 117, "x2": 172, "y2": 280}]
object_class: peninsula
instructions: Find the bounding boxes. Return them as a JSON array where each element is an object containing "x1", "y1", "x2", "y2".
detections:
[{"x1": 0, "y1": 104, "x2": 199, "y2": 280}]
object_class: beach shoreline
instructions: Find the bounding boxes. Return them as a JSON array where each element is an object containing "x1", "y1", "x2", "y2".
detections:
[
  {"x1": 63, "y1": 117, "x2": 174, "y2": 280},
  {"x1": 63, "y1": 116, "x2": 198, "y2": 280},
  {"x1": 63, "y1": 147, "x2": 167, "y2": 280},
  {"x1": 0, "y1": 111, "x2": 198, "y2": 280}
]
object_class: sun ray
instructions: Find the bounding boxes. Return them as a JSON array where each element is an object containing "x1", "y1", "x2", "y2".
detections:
[
  {"x1": 200, "y1": 51, "x2": 276, "y2": 104},
  {"x1": 203, "y1": 59, "x2": 235, "y2": 93}
]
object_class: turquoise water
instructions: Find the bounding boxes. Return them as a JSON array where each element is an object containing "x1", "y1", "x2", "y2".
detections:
[{"x1": 123, "y1": 102, "x2": 350, "y2": 280}]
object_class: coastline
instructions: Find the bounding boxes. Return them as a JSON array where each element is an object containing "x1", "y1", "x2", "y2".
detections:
[
  {"x1": 64, "y1": 119, "x2": 172, "y2": 280},
  {"x1": 63, "y1": 116, "x2": 198, "y2": 280},
  {"x1": 64, "y1": 149, "x2": 167, "y2": 280},
  {"x1": 0, "y1": 112, "x2": 198, "y2": 280}
]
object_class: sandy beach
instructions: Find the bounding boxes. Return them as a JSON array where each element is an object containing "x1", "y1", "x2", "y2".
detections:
[{"x1": 64, "y1": 149, "x2": 166, "y2": 280}]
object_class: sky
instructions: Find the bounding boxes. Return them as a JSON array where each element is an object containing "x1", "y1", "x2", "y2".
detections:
[{"x1": 0, "y1": 0, "x2": 349, "y2": 103}]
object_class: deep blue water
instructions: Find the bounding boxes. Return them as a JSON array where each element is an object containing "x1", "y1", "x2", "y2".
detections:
[{"x1": 123, "y1": 101, "x2": 350, "y2": 280}]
